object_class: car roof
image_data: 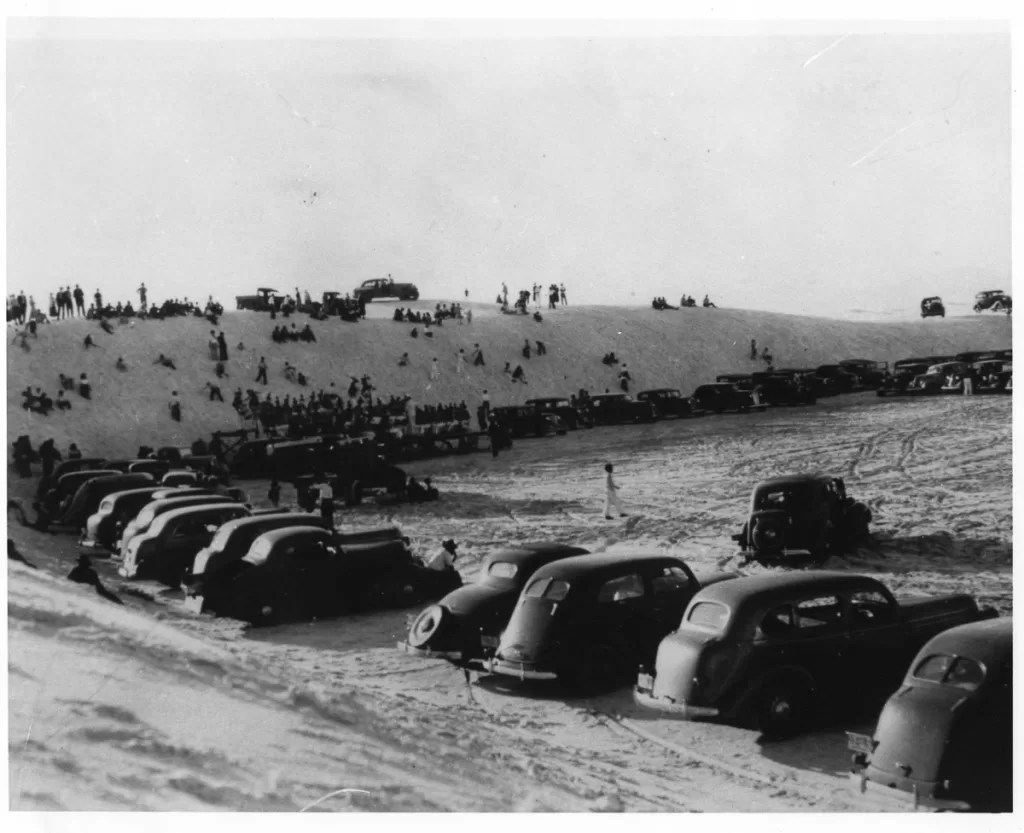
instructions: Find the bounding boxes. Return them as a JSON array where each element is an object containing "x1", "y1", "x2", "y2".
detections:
[
  {"x1": 526, "y1": 397, "x2": 568, "y2": 403},
  {"x1": 692, "y1": 571, "x2": 885, "y2": 608},
  {"x1": 638, "y1": 388, "x2": 680, "y2": 394},
  {"x1": 150, "y1": 503, "x2": 248, "y2": 530},
  {"x1": 214, "y1": 513, "x2": 319, "y2": 535},
  {"x1": 252, "y1": 525, "x2": 332, "y2": 546},
  {"x1": 757, "y1": 473, "x2": 833, "y2": 489},
  {"x1": 107, "y1": 487, "x2": 163, "y2": 503},
  {"x1": 484, "y1": 543, "x2": 590, "y2": 571},
  {"x1": 915, "y1": 618, "x2": 1012, "y2": 667},
  {"x1": 529, "y1": 551, "x2": 688, "y2": 582}
]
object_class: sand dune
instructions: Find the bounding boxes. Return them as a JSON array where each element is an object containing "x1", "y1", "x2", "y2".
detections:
[{"x1": 7, "y1": 302, "x2": 1011, "y2": 458}]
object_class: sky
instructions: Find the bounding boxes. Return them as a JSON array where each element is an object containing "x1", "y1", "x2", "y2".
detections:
[{"x1": 6, "y1": 19, "x2": 1011, "y2": 319}]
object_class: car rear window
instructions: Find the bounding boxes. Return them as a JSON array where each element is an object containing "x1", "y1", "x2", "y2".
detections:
[
  {"x1": 913, "y1": 654, "x2": 986, "y2": 689},
  {"x1": 685, "y1": 601, "x2": 729, "y2": 631},
  {"x1": 487, "y1": 561, "x2": 518, "y2": 580},
  {"x1": 652, "y1": 566, "x2": 691, "y2": 597},
  {"x1": 524, "y1": 577, "x2": 570, "y2": 601},
  {"x1": 794, "y1": 595, "x2": 842, "y2": 628}
]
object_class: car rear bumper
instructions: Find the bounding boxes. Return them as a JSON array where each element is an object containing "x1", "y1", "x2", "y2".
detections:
[
  {"x1": 485, "y1": 658, "x2": 558, "y2": 680},
  {"x1": 396, "y1": 641, "x2": 463, "y2": 661},
  {"x1": 632, "y1": 686, "x2": 719, "y2": 718},
  {"x1": 848, "y1": 772, "x2": 970, "y2": 811}
]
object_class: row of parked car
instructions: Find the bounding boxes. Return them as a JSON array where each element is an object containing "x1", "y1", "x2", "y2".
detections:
[
  {"x1": 876, "y1": 350, "x2": 1012, "y2": 397},
  {"x1": 400, "y1": 544, "x2": 1009, "y2": 811}
]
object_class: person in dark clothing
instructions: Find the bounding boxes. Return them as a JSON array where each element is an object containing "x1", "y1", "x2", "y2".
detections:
[
  {"x1": 522, "y1": 339, "x2": 531, "y2": 359},
  {"x1": 68, "y1": 554, "x2": 123, "y2": 605},
  {"x1": 536, "y1": 340, "x2": 547, "y2": 356},
  {"x1": 215, "y1": 361, "x2": 227, "y2": 378},
  {"x1": 94, "y1": 290, "x2": 103, "y2": 310},
  {"x1": 255, "y1": 357, "x2": 269, "y2": 385},
  {"x1": 205, "y1": 382, "x2": 224, "y2": 402},
  {"x1": 38, "y1": 439, "x2": 60, "y2": 478},
  {"x1": 68, "y1": 443, "x2": 82, "y2": 460},
  {"x1": 217, "y1": 331, "x2": 228, "y2": 361},
  {"x1": 78, "y1": 374, "x2": 91, "y2": 399},
  {"x1": 511, "y1": 365, "x2": 527, "y2": 383},
  {"x1": 115, "y1": 356, "x2": 127, "y2": 371},
  {"x1": 100, "y1": 319, "x2": 115, "y2": 334},
  {"x1": 56, "y1": 390, "x2": 72, "y2": 411},
  {"x1": 73, "y1": 285, "x2": 85, "y2": 316},
  {"x1": 169, "y1": 392, "x2": 182, "y2": 422},
  {"x1": 487, "y1": 416, "x2": 504, "y2": 458},
  {"x1": 750, "y1": 339, "x2": 758, "y2": 360},
  {"x1": 268, "y1": 477, "x2": 281, "y2": 508},
  {"x1": 407, "y1": 476, "x2": 426, "y2": 503},
  {"x1": 155, "y1": 354, "x2": 177, "y2": 370},
  {"x1": 83, "y1": 334, "x2": 95, "y2": 349}
]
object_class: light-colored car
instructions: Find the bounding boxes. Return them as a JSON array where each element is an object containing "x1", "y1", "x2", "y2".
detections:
[{"x1": 116, "y1": 494, "x2": 238, "y2": 553}]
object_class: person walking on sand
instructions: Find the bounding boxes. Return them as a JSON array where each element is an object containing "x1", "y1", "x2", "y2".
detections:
[
  {"x1": 455, "y1": 348, "x2": 466, "y2": 375},
  {"x1": 603, "y1": 463, "x2": 627, "y2": 520},
  {"x1": 268, "y1": 477, "x2": 281, "y2": 508},
  {"x1": 217, "y1": 331, "x2": 228, "y2": 362},
  {"x1": 255, "y1": 357, "x2": 268, "y2": 385},
  {"x1": 430, "y1": 357, "x2": 440, "y2": 381},
  {"x1": 750, "y1": 339, "x2": 758, "y2": 360}
]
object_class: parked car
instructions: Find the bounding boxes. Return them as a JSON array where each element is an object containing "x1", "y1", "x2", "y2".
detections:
[
  {"x1": 973, "y1": 290, "x2": 1011, "y2": 313},
  {"x1": 690, "y1": 383, "x2": 757, "y2": 414},
  {"x1": 838, "y1": 359, "x2": 889, "y2": 388},
  {"x1": 637, "y1": 388, "x2": 696, "y2": 418},
  {"x1": 401, "y1": 543, "x2": 592, "y2": 662},
  {"x1": 587, "y1": 393, "x2": 658, "y2": 424},
  {"x1": 848, "y1": 617, "x2": 1011, "y2": 811},
  {"x1": 80, "y1": 487, "x2": 165, "y2": 550},
  {"x1": 491, "y1": 405, "x2": 564, "y2": 438},
  {"x1": 191, "y1": 526, "x2": 457, "y2": 625},
  {"x1": 774, "y1": 369, "x2": 835, "y2": 398},
  {"x1": 35, "y1": 458, "x2": 108, "y2": 501},
  {"x1": 920, "y1": 297, "x2": 945, "y2": 318},
  {"x1": 715, "y1": 374, "x2": 754, "y2": 391},
  {"x1": 236, "y1": 287, "x2": 283, "y2": 312},
  {"x1": 634, "y1": 572, "x2": 998, "y2": 736},
  {"x1": 525, "y1": 397, "x2": 593, "y2": 430},
  {"x1": 877, "y1": 358, "x2": 933, "y2": 396},
  {"x1": 814, "y1": 364, "x2": 860, "y2": 393},
  {"x1": 185, "y1": 512, "x2": 330, "y2": 587},
  {"x1": 353, "y1": 276, "x2": 419, "y2": 303},
  {"x1": 42, "y1": 469, "x2": 120, "y2": 518},
  {"x1": 127, "y1": 459, "x2": 171, "y2": 479},
  {"x1": 119, "y1": 503, "x2": 252, "y2": 584},
  {"x1": 974, "y1": 360, "x2": 1012, "y2": 393},
  {"x1": 161, "y1": 470, "x2": 202, "y2": 488},
  {"x1": 224, "y1": 439, "x2": 277, "y2": 479},
  {"x1": 116, "y1": 494, "x2": 240, "y2": 554},
  {"x1": 749, "y1": 373, "x2": 817, "y2": 407},
  {"x1": 486, "y1": 553, "x2": 736, "y2": 691},
  {"x1": 57, "y1": 473, "x2": 156, "y2": 529},
  {"x1": 909, "y1": 361, "x2": 971, "y2": 394},
  {"x1": 733, "y1": 474, "x2": 871, "y2": 563}
]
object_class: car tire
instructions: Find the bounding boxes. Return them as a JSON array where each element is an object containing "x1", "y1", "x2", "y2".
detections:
[
  {"x1": 757, "y1": 677, "x2": 813, "y2": 738},
  {"x1": 407, "y1": 604, "x2": 453, "y2": 649}
]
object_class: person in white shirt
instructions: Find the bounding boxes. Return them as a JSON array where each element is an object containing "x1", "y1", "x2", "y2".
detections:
[
  {"x1": 455, "y1": 348, "x2": 465, "y2": 375},
  {"x1": 426, "y1": 539, "x2": 458, "y2": 571},
  {"x1": 603, "y1": 463, "x2": 626, "y2": 520},
  {"x1": 317, "y1": 480, "x2": 334, "y2": 527},
  {"x1": 430, "y1": 357, "x2": 440, "y2": 381}
]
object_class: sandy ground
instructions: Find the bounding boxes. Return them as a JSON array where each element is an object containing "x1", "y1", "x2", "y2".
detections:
[{"x1": 7, "y1": 389, "x2": 1011, "y2": 812}]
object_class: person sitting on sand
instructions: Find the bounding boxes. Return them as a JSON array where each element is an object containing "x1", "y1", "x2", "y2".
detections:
[
  {"x1": 68, "y1": 554, "x2": 123, "y2": 605},
  {"x1": 56, "y1": 390, "x2": 71, "y2": 411},
  {"x1": 8, "y1": 538, "x2": 39, "y2": 568},
  {"x1": 155, "y1": 353, "x2": 177, "y2": 370},
  {"x1": 511, "y1": 364, "x2": 527, "y2": 383},
  {"x1": 115, "y1": 356, "x2": 127, "y2": 372},
  {"x1": 78, "y1": 374, "x2": 91, "y2": 400},
  {"x1": 426, "y1": 539, "x2": 458, "y2": 571},
  {"x1": 398, "y1": 352, "x2": 410, "y2": 367},
  {"x1": 83, "y1": 334, "x2": 96, "y2": 349}
]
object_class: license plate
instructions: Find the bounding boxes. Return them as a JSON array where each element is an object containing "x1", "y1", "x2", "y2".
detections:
[
  {"x1": 846, "y1": 732, "x2": 876, "y2": 755},
  {"x1": 182, "y1": 595, "x2": 205, "y2": 615},
  {"x1": 480, "y1": 635, "x2": 499, "y2": 648},
  {"x1": 637, "y1": 673, "x2": 655, "y2": 691}
]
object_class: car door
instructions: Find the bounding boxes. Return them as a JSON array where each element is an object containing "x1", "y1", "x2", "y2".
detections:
[
  {"x1": 592, "y1": 572, "x2": 650, "y2": 658},
  {"x1": 843, "y1": 588, "x2": 911, "y2": 696},
  {"x1": 646, "y1": 564, "x2": 698, "y2": 634}
]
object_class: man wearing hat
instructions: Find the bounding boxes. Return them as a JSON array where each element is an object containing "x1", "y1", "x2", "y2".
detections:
[{"x1": 426, "y1": 539, "x2": 458, "y2": 571}]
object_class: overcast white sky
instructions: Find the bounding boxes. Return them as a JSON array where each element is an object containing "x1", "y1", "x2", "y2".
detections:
[{"x1": 6, "y1": 19, "x2": 1010, "y2": 319}]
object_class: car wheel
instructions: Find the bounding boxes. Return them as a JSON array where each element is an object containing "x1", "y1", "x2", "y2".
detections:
[{"x1": 757, "y1": 677, "x2": 812, "y2": 738}]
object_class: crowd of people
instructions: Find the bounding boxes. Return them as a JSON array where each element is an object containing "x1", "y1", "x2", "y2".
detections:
[
  {"x1": 652, "y1": 294, "x2": 716, "y2": 310},
  {"x1": 271, "y1": 323, "x2": 317, "y2": 343},
  {"x1": 392, "y1": 303, "x2": 465, "y2": 325}
]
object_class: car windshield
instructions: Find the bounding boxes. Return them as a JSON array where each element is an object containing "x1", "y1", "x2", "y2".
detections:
[
  {"x1": 913, "y1": 654, "x2": 986, "y2": 690},
  {"x1": 684, "y1": 601, "x2": 730, "y2": 632},
  {"x1": 754, "y1": 486, "x2": 808, "y2": 510}
]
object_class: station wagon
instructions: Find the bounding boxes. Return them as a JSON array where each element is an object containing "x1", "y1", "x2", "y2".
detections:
[{"x1": 634, "y1": 572, "x2": 997, "y2": 736}]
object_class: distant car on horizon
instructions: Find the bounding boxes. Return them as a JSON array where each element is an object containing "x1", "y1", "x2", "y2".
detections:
[
  {"x1": 973, "y1": 290, "x2": 1011, "y2": 314},
  {"x1": 920, "y1": 297, "x2": 945, "y2": 318},
  {"x1": 353, "y1": 276, "x2": 419, "y2": 303},
  {"x1": 236, "y1": 288, "x2": 283, "y2": 312}
]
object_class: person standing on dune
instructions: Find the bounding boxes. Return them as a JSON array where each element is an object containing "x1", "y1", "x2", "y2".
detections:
[{"x1": 603, "y1": 463, "x2": 627, "y2": 520}]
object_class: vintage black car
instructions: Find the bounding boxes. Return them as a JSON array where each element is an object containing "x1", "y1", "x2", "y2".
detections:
[
  {"x1": 774, "y1": 369, "x2": 835, "y2": 398},
  {"x1": 814, "y1": 364, "x2": 860, "y2": 393},
  {"x1": 714, "y1": 374, "x2": 754, "y2": 391},
  {"x1": 236, "y1": 287, "x2": 283, "y2": 312},
  {"x1": 353, "y1": 276, "x2": 419, "y2": 303},
  {"x1": 876, "y1": 358, "x2": 934, "y2": 396},
  {"x1": 921, "y1": 297, "x2": 946, "y2": 318},
  {"x1": 838, "y1": 359, "x2": 889, "y2": 388},
  {"x1": 56, "y1": 472, "x2": 156, "y2": 528},
  {"x1": 973, "y1": 290, "x2": 1011, "y2": 314},
  {"x1": 486, "y1": 553, "x2": 736, "y2": 691},
  {"x1": 848, "y1": 617, "x2": 1011, "y2": 811},
  {"x1": 401, "y1": 543, "x2": 591, "y2": 661},
  {"x1": 749, "y1": 373, "x2": 817, "y2": 407},
  {"x1": 586, "y1": 393, "x2": 658, "y2": 424},
  {"x1": 974, "y1": 359, "x2": 1012, "y2": 393},
  {"x1": 691, "y1": 383, "x2": 758, "y2": 414},
  {"x1": 909, "y1": 361, "x2": 971, "y2": 394},
  {"x1": 491, "y1": 405, "x2": 565, "y2": 438},
  {"x1": 80, "y1": 486, "x2": 164, "y2": 550},
  {"x1": 525, "y1": 397, "x2": 593, "y2": 430},
  {"x1": 734, "y1": 474, "x2": 871, "y2": 563},
  {"x1": 634, "y1": 572, "x2": 998, "y2": 736},
  {"x1": 190, "y1": 526, "x2": 458, "y2": 625},
  {"x1": 42, "y1": 469, "x2": 121, "y2": 518},
  {"x1": 636, "y1": 388, "x2": 696, "y2": 418}
]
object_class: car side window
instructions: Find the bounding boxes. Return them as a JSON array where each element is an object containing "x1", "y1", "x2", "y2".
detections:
[
  {"x1": 651, "y1": 566, "x2": 692, "y2": 597},
  {"x1": 597, "y1": 574, "x2": 644, "y2": 603},
  {"x1": 794, "y1": 595, "x2": 843, "y2": 629},
  {"x1": 849, "y1": 590, "x2": 894, "y2": 625},
  {"x1": 756, "y1": 605, "x2": 795, "y2": 639}
]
